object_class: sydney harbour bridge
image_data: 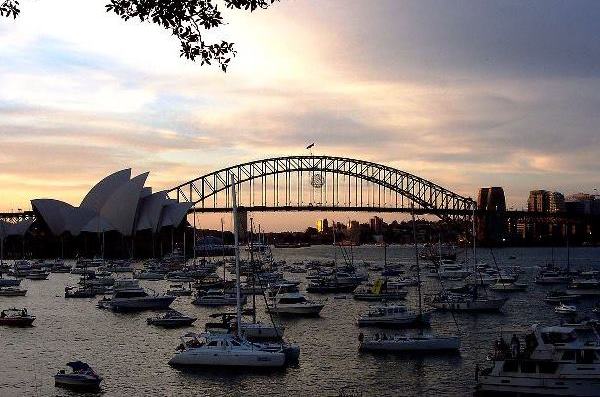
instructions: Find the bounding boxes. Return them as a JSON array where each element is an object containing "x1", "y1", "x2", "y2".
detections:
[{"x1": 0, "y1": 155, "x2": 589, "y2": 238}]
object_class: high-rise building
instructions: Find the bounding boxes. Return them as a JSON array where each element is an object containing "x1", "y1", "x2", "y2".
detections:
[
  {"x1": 369, "y1": 216, "x2": 384, "y2": 234},
  {"x1": 527, "y1": 190, "x2": 565, "y2": 213},
  {"x1": 316, "y1": 218, "x2": 329, "y2": 233},
  {"x1": 476, "y1": 187, "x2": 507, "y2": 244}
]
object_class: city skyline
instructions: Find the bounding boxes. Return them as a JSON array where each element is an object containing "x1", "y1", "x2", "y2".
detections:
[{"x1": 2, "y1": 1, "x2": 600, "y2": 231}]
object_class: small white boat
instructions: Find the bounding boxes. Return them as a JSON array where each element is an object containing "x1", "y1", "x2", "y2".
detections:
[
  {"x1": 359, "y1": 332, "x2": 460, "y2": 352},
  {"x1": 147, "y1": 310, "x2": 196, "y2": 327},
  {"x1": 357, "y1": 304, "x2": 430, "y2": 327},
  {"x1": 54, "y1": 361, "x2": 102, "y2": 391},
  {"x1": 554, "y1": 303, "x2": 577, "y2": 315},
  {"x1": 267, "y1": 292, "x2": 324, "y2": 316}
]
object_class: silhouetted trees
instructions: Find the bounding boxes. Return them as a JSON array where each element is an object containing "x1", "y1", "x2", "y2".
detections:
[{"x1": 0, "y1": 0, "x2": 279, "y2": 71}]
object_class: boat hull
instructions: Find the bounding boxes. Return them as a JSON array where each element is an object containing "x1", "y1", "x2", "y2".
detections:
[
  {"x1": 0, "y1": 316, "x2": 35, "y2": 326},
  {"x1": 54, "y1": 374, "x2": 101, "y2": 391},
  {"x1": 110, "y1": 296, "x2": 175, "y2": 312},
  {"x1": 360, "y1": 336, "x2": 460, "y2": 352},
  {"x1": 268, "y1": 304, "x2": 324, "y2": 316},
  {"x1": 169, "y1": 349, "x2": 286, "y2": 367},
  {"x1": 476, "y1": 375, "x2": 600, "y2": 396}
]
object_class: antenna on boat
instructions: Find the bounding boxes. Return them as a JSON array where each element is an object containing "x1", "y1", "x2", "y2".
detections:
[{"x1": 231, "y1": 174, "x2": 242, "y2": 338}]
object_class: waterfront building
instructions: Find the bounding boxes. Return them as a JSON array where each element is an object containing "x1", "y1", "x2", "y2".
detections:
[
  {"x1": 527, "y1": 190, "x2": 565, "y2": 213},
  {"x1": 369, "y1": 216, "x2": 384, "y2": 234},
  {"x1": 316, "y1": 219, "x2": 329, "y2": 233}
]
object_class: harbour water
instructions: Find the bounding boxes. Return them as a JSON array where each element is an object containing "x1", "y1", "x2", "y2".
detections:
[{"x1": 1, "y1": 245, "x2": 599, "y2": 397}]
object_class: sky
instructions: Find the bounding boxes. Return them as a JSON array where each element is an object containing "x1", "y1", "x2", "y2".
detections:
[{"x1": 1, "y1": 0, "x2": 599, "y2": 231}]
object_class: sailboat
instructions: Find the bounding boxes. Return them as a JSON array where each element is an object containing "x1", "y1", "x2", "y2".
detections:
[
  {"x1": 359, "y1": 205, "x2": 460, "y2": 353},
  {"x1": 169, "y1": 176, "x2": 287, "y2": 368}
]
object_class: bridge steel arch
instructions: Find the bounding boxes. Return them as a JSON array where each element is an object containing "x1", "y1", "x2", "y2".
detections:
[{"x1": 167, "y1": 156, "x2": 476, "y2": 222}]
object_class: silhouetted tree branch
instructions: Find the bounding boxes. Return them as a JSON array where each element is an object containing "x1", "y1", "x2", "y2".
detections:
[{"x1": 1, "y1": 0, "x2": 279, "y2": 71}]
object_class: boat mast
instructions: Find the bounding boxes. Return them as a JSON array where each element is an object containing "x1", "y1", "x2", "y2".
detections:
[
  {"x1": 411, "y1": 203, "x2": 422, "y2": 317},
  {"x1": 250, "y1": 218, "x2": 256, "y2": 324},
  {"x1": 192, "y1": 205, "x2": 196, "y2": 265},
  {"x1": 231, "y1": 175, "x2": 242, "y2": 337},
  {"x1": 472, "y1": 206, "x2": 477, "y2": 265},
  {"x1": 221, "y1": 218, "x2": 226, "y2": 281},
  {"x1": 566, "y1": 222, "x2": 570, "y2": 273}
]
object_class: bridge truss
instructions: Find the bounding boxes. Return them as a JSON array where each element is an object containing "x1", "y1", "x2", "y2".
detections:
[{"x1": 167, "y1": 156, "x2": 476, "y2": 223}]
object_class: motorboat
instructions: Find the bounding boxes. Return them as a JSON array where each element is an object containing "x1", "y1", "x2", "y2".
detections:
[
  {"x1": 168, "y1": 332, "x2": 286, "y2": 367},
  {"x1": 435, "y1": 262, "x2": 472, "y2": 280},
  {"x1": 192, "y1": 289, "x2": 242, "y2": 306},
  {"x1": 353, "y1": 279, "x2": 408, "y2": 301},
  {"x1": 0, "y1": 308, "x2": 35, "y2": 326},
  {"x1": 25, "y1": 269, "x2": 49, "y2": 280},
  {"x1": 544, "y1": 290, "x2": 580, "y2": 303},
  {"x1": 240, "y1": 321, "x2": 285, "y2": 340},
  {"x1": 267, "y1": 292, "x2": 325, "y2": 316},
  {"x1": 359, "y1": 332, "x2": 460, "y2": 352},
  {"x1": 64, "y1": 286, "x2": 96, "y2": 298},
  {"x1": 108, "y1": 279, "x2": 175, "y2": 312},
  {"x1": 489, "y1": 281, "x2": 528, "y2": 292},
  {"x1": 0, "y1": 277, "x2": 21, "y2": 287},
  {"x1": 554, "y1": 303, "x2": 577, "y2": 315},
  {"x1": 166, "y1": 284, "x2": 193, "y2": 296},
  {"x1": 357, "y1": 304, "x2": 430, "y2": 328},
  {"x1": 475, "y1": 323, "x2": 600, "y2": 396},
  {"x1": 54, "y1": 361, "x2": 102, "y2": 391},
  {"x1": 567, "y1": 279, "x2": 600, "y2": 296},
  {"x1": 0, "y1": 287, "x2": 27, "y2": 296},
  {"x1": 535, "y1": 271, "x2": 571, "y2": 285},
  {"x1": 428, "y1": 287, "x2": 507, "y2": 312},
  {"x1": 134, "y1": 270, "x2": 164, "y2": 281},
  {"x1": 147, "y1": 310, "x2": 197, "y2": 327}
]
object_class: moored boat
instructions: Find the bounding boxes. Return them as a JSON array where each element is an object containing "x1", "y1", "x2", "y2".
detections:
[
  {"x1": 54, "y1": 361, "x2": 102, "y2": 391},
  {"x1": 0, "y1": 307, "x2": 35, "y2": 326}
]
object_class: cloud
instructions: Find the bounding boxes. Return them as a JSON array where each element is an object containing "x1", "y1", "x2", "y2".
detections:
[{"x1": 0, "y1": 0, "x2": 599, "y2": 230}]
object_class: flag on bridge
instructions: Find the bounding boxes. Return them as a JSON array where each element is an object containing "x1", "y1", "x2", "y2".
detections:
[{"x1": 306, "y1": 143, "x2": 315, "y2": 150}]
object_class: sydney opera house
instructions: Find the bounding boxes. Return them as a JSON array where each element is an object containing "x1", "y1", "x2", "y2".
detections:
[{"x1": 1, "y1": 169, "x2": 192, "y2": 258}]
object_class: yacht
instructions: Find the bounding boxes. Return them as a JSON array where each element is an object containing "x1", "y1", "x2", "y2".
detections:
[
  {"x1": 475, "y1": 323, "x2": 600, "y2": 396},
  {"x1": 435, "y1": 262, "x2": 472, "y2": 280},
  {"x1": 192, "y1": 289, "x2": 242, "y2": 306},
  {"x1": 555, "y1": 303, "x2": 577, "y2": 315},
  {"x1": 544, "y1": 290, "x2": 580, "y2": 303},
  {"x1": 0, "y1": 287, "x2": 27, "y2": 296},
  {"x1": 359, "y1": 332, "x2": 460, "y2": 352},
  {"x1": 0, "y1": 308, "x2": 35, "y2": 326},
  {"x1": 490, "y1": 281, "x2": 528, "y2": 292},
  {"x1": 567, "y1": 279, "x2": 600, "y2": 296},
  {"x1": 535, "y1": 271, "x2": 571, "y2": 285},
  {"x1": 169, "y1": 332, "x2": 286, "y2": 367},
  {"x1": 25, "y1": 269, "x2": 49, "y2": 280},
  {"x1": 428, "y1": 289, "x2": 507, "y2": 312},
  {"x1": 357, "y1": 304, "x2": 430, "y2": 328},
  {"x1": 240, "y1": 321, "x2": 285, "y2": 340},
  {"x1": 166, "y1": 284, "x2": 193, "y2": 297},
  {"x1": 108, "y1": 279, "x2": 175, "y2": 312},
  {"x1": 133, "y1": 270, "x2": 164, "y2": 281},
  {"x1": 147, "y1": 310, "x2": 197, "y2": 327},
  {"x1": 54, "y1": 361, "x2": 102, "y2": 391},
  {"x1": 0, "y1": 276, "x2": 21, "y2": 287},
  {"x1": 353, "y1": 279, "x2": 408, "y2": 301},
  {"x1": 268, "y1": 292, "x2": 325, "y2": 316}
]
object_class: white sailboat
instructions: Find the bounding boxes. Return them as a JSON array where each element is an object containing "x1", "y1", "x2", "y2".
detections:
[{"x1": 169, "y1": 176, "x2": 286, "y2": 368}]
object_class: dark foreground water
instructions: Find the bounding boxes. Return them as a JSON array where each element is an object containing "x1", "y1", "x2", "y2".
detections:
[{"x1": 1, "y1": 246, "x2": 599, "y2": 397}]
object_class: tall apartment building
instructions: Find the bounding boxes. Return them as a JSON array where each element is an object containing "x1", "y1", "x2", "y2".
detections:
[{"x1": 527, "y1": 190, "x2": 565, "y2": 213}]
